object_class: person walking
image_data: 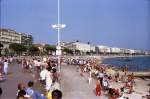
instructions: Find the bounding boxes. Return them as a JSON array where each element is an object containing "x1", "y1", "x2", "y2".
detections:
[
  {"x1": 3, "y1": 60, "x2": 9, "y2": 74},
  {"x1": 46, "y1": 66, "x2": 53, "y2": 91},
  {"x1": 88, "y1": 71, "x2": 92, "y2": 85},
  {"x1": 26, "y1": 81, "x2": 43, "y2": 99},
  {"x1": 21, "y1": 58, "x2": 27, "y2": 72},
  {"x1": 95, "y1": 79, "x2": 101, "y2": 96}
]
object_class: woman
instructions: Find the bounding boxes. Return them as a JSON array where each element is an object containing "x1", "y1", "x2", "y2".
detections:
[
  {"x1": 46, "y1": 66, "x2": 53, "y2": 91},
  {"x1": 95, "y1": 79, "x2": 101, "y2": 96},
  {"x1": 22, "y1": 58, "x2": 27, "y2": 72},
  {"x1": 3, "y1": 60, "x2": 9, "y2": 74},
  {"x1": 17, "y1": 83, "x2": 26, "y2": 96}
]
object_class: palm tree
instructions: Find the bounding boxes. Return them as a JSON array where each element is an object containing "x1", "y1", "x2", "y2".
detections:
[
  {"x1": 63, "y1": 47, "x2": 73, "y2": 55},
  {"x1": 76, "y1": 40, "x2": 79, "y2": 42},
  {"x1": 9, "y1": 43, "x2": 27, "y2": 55},
  {"x1": 28, "y1": 45, "x2": 40, "y2": 56},
  {"x1": 75, "y1": 49, "x2": 80, "y2": 55},
  {"x1": 44, "y1": 44, "x2": 56, "y2": 55}
]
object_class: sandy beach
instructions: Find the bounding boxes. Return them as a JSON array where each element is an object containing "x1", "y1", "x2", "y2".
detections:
[{"x1": 63, "y1": 55, "x2": 150, "y2": 98}]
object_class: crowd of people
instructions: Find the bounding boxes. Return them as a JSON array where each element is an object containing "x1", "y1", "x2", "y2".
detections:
[
  {"x1": 0, "y1": 55, "x2": 150, "y2": 99},
  {"x1": 16, "y1": 81, "x2": 62, "y2": 99},
  {"x1": 65, "y1": 57, "x2": 138, "y2": 99},
  {"x1": 0, "y1": 56, "x2": 62, "y2": 99},
  {"x1": 0, "y1": 56, "x2": 13, "y2": 98},
  {"x1": 0, "y1": 56, "x2": 13, "y2": 81},
  {"x1": 19, "y1": 56, "x2": 62, "y2": 99}
]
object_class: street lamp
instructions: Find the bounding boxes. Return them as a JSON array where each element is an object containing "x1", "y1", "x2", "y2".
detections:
[{"x1": 52, "y1": 0, "x2": 66, "y2": 72}]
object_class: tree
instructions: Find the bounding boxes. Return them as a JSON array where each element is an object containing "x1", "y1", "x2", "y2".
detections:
[
  {"x1": 0, "y1": 43, "x2": 3, "y2": 56},
  {"x1": 4, "y1": 48, "x2": 9, "y2": 56},
  {"x1": 28, "y1": 45, "x2": 39, "y2": 56},
  {"x1": 76, "y1": 40, "x2": 79, "y2": 42},
  {"x1": 86, "y1": 51, "x2": 90, "y2": 55},
  {"x1": 0, "y1": 43, "x2": 3, "y2": 48},
  {"x1": 75, "y1": 49, "x2": 80, "y2": 55},
  {"x1": 9, "y1": 43, "x2": 27, "y2": 55},
  {"x1": 44, "y1": 44, "x2": 56, "y2": 55},
  {"x1": 63, "y1": 47, "x2": 73, "y2": 55}
]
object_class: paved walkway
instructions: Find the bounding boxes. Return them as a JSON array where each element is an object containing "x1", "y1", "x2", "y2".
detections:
[
  {"x1": 61, "y1": 64, "x2": 108, "y2": 99},
  {"x1": 0, "y1": 63, "x2": 40, "y2": 99}
]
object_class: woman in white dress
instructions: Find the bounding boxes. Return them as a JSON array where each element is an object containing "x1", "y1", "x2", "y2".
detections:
[
  {"x1": 3, "y1": 60, "x2": 9, "y2": 75},
  {"x1": 45, "y1": 66, "x2": 53, "y2": 91}
]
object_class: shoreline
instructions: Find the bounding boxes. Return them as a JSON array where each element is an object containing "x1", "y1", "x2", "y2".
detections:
[
  {"x1": 99, "y1": 55, "x2": 150, "y2": 77},
  {"x1": 65, "y1": 55, "x2": 150, "y2": 78},
  {"x1": 90, "y1": 54, "x2": 150, "y2": 60},
  {"x1": 65, "y1": 55, "x2": 150, "y2": 77}
]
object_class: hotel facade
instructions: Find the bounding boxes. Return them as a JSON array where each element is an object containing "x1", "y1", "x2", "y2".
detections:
[
  {"x1": 60, "y1": 42, "x2": 144, "y2": 55},
  {"x1": 0, "y1": 28, "x2": 33, "y2": 48}
]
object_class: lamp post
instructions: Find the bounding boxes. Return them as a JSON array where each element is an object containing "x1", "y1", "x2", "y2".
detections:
[{"x1": 52, "y1": 0, "x2": 66, "y2": 72}]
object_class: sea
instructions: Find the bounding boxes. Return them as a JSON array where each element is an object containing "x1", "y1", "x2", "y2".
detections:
[{"x1": 102, "y1": 56, "x2": 150, "y2": 72}]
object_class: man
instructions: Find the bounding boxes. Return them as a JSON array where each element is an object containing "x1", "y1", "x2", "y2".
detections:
[
  {"x1": 98, "y1": 71, "x2": 104, "y2": 86},
  {"x1": 40, "y1": 67, "x2": 48, "y2": 84},
  {"x1": 88, "y1": 71, "x2": 92, "y2": 85},
  {"x1": 103, "y1": 78, "x2": 109, "y2": 91},
  {"x1": 52, "y1": 89, "x2": 62, "y2": 99},
  {"x1": 26, "y1": 81, "x2": 43, "y2": 99}
]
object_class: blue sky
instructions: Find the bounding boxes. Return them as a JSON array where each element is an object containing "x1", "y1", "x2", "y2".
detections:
[{"x1": 1, "y1": 0, "x2": 150, "y2": 51}]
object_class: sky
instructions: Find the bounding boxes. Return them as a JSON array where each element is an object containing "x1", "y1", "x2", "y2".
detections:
[{"x1": 0, "y1": 0, "x2": 150, "y2": 51}]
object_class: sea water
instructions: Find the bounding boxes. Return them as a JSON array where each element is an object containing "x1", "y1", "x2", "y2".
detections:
[{"x1": 102, "y1": 56, "x2": 150, "y2": 72}]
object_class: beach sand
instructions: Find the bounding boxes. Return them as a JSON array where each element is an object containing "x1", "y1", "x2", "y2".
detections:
[{"x1": 109, "y1": 77, "x2": 150, "y2": 98}]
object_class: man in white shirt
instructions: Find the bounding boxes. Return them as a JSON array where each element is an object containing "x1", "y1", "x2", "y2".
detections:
[
  {"x1": 103, "y1": 78, "x2": 109, "y2": 90},
  {"x1": 43, "y1": 57, "x2": 47, "y2": 62},
  {"x1": 98, "y1": 72, "x2": 104, "y2": 86},
  {"x1": 33, "y1": 59, "x2": 38, "y2": 67},
  {"x1": 40, "y1": 68, "x2": 48, "y2": 84}
]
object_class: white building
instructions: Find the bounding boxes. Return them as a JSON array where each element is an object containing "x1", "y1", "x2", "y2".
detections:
[
  {"x1": 0, "y1": 28, "x2": 33, "y2": 55},
  {"x1": 128, "y1": 49, "x2": 136, "y2": 54},
  {"x1": 61, "y1": 42, "x2": 91, "y2": 52},
  {"x1": 60, "y1": 42, "x2": 144, "y2": 55},
  {"x1": 72, "y1": 42, "x2": 91, "y2": 52},
  {"x1": 90, "y1": 46, "x2": 96, "y2": 52},
  {"x1": 96, "y1": 45, "x2": 111, "y2": 53},
  {"x1": 110, "y1": 47, "x2": 121, "y2": 53},
  {"x1": 0, "y1": 29, "x2": 21, "y2": 44},
  {"x1": 0, "y1": 28, "x2": 33, "y2": 46}
]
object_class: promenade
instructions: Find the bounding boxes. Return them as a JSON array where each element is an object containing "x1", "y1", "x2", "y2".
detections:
[
  {"x1": 0, "y1": 60, "x2": 149, "y2": 99},
  {"x1": 0, "y1": 62, "x2": 108, "y2": 99},
  {"x1": 0, "y1": 62, "x2": 42, "y2": 99}
]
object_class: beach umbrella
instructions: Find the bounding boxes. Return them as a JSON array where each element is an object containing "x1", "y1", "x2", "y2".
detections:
[{"x1": 106, "y1": 68, "x2": 116, "y2": 75}]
